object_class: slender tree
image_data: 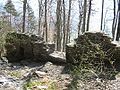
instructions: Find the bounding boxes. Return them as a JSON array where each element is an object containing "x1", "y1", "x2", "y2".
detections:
[
  {"x1": 38, "y1": 0, "x2": 43, "y2": 35},
  {"x1": 116, "y1": 0, "x2": 120, "y2": 41},
  {"x1": 86, "y1": 0, "x2": 92, "y2": 31},
  {"x1": 100, "y1": 0, "x2": 104, "y2": 31},
  {"x1": 44, "y1": 0, "x2": 48, "y2": 42},
  {"x1": 82, "y1": 0, "x2": 87, "y2": 33},
  {"x1": 103, "y1": 10, "x2": 108, "y2": 31},
  {"x1": 56, "y1": 0, "x2": 62, "y2": 51},
  {"x1": 22, "y1": 0, "x2": 27, "y2": 33},
  {"x1": 62, "y1": 0, "x2": 66, "y2": 51},
  {"x1": 112, "y1": 0, "x2": 116, "y2": 39},
  {"x1": 78, "y1": 0, "x2": 83, "y2": 36},
  {"x1": 66, "y1": 0, "x2": 72, "y2": 44}
]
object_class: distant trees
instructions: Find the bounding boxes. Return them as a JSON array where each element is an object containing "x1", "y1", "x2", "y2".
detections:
[
  {"x1": 0, "y1": 12, "x2": 12, "y2": 31},
  {"x1": 22, "y1": 0, "x2": 37, "y2": 34},
  {"x1": 2, "y1": 0, "x2": 101, "y2": 52},
  {"x1": 55, "y1": 0, "x2": 94, "y2": 51},
  {"x1": 0, "y1": 2, "x2": 17, "y2": 53},
  {"x1": 78, "y1": 0, "x2": 93, "y2": 35},
  {"x1": 2, "y1": 0, "x2": 119, "y2": 52},
  {"x1": 4, "y1": 0, "x2": 18, "y2": 26},
  {"x1": 27, "y1": 4, "x2": 36, "y2": 34},
  {"x1": 4, "y1": 0, "x2": 37, "y2": 34},
  {"x1": 56, "y1": 0, "x2": 72, "y2": 51},
  {"x1": 20, "y1": 0, "x2": 95, "y2": 51}
]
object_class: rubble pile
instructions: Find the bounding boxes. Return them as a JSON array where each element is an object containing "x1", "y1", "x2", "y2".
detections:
[{"x1": 66, "y1": 32, "x2": 120, "y2": 79}]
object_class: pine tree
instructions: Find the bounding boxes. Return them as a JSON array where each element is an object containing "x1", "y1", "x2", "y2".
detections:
[
  {"x1": 4, "y1": 0, "x2": 17, "y2": 16},
  {"x1": 4, "y1": 0, "x2": 18, "y2": 26}
]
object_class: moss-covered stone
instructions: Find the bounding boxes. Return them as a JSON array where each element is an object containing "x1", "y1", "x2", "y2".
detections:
[
  {"x1": 3, "y1": 32, "x2": 32, "y2": 62},
  {"x1": 3, "y1": 32, "x2": 48, "y2": 62},
  {"x1": 66, "y1": 32, "x2": 120, "y2": 79}
]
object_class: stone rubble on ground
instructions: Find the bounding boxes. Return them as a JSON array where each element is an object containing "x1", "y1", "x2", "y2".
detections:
[
  {"x1": 0, "y1": 61, "x2": 72, "y2": 90},
  {"x1": 0, "y1": 59, "x2": 120, "y2": 90}
]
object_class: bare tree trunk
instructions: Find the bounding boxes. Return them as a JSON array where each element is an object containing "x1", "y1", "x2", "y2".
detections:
[
  {"x1": 10, "y1": 13, "x2": 12, "y2": 27},
  {"x1": 66, "y1": 0, "x2": 72, "y2": 44},
  {"x1": 62, "y1": 0, "x2": 66, "y2": 52},
  {"x1": 112, "y1": 0, "x2": 116, "y2": 39},
  {"x1": 38, "y1": 0, "x2": 43, "y2": 35},
  {"x1": 45, "y1": 0, "x2": 48, "y2": 42},
  {"x1": 22, "y1": 0, "x2": 27, "y2": 33},
  {"x1": 100, "y1": 0, "x2": 104, "y2": 31},
  {"x1": 103, "y1": 10, "x2": 108, "y2": 31},
  {"x1": 86, "y1": 0, "x2": 92, "y2": 31},
  {"x1": 78, "y1": 18, "x2": 82, "y2": 36},
  {"x1": 82, "y1": 0, "x2": 87, "y2": 33},
  {"x1": 78, "y1": 0, "x2": 82, "y2": 36},
  {"x1": 56, "y1": 0, "x2": 62, "y2": 51},
  {"x1": 116, "y1": 0, "x2": 120, "y2": 41}
]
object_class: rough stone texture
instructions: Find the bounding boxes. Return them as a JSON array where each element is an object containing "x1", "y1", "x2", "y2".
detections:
[
  {"x1": 3, "y1": 32, "x2": 48, "y2": 62},
  {"x1": 46, "y1": 44, "x2": 55, "y2": 54},
  {"x1": 49, "y1": 51, "x2": 66, "y2": 63},
  {"x1": 1, "y1": 32, "x2": 66, "y2": 63},
  {"x1": 33, "y1": 42, "x2": 48, "y2": 61},
  {"x1": 66, "y1": 32, "x2": 120, "y2": 79},
  {"x1": 66, "y1": 32, "x2": 120, "y2": 64},
  {"x1": 0, "y1": 60, "x2": 72, "y2": 90},
  {"x1": 1, "y1": 60, "x2": 120, "y2": 90}
]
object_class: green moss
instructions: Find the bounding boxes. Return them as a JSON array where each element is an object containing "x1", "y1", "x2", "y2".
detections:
[
  {"x1": 66, "y1": 32, "x2": 119, "y2": 80},
  {"x1": 24, "y1": 80, "x2": 58, "y2": 90},
  {"x1": 8, "y1": 71, "x2": 22, "y2": 78},
  {"x1": 5, "y1": 32, "x2": 32, "y2": 45}
]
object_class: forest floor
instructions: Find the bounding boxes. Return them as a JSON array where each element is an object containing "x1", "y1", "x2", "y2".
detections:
[
  {"x1": 0, "y1": 60, "x2": 72, "y2": 90},
  {"x1": 0, "y1": 52, "x2": 120, "y2": 90}
]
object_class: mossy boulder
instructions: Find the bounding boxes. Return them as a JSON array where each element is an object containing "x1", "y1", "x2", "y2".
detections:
[
  {"x1": 4, "y1": 32, "x2": 33, "y2": 62},
  {"x1": 66, "y1": 32, "x2": 120, "y2": 79},
  {"x1": 3, "y1": 32, "x2": 48, "y2": 62}
]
